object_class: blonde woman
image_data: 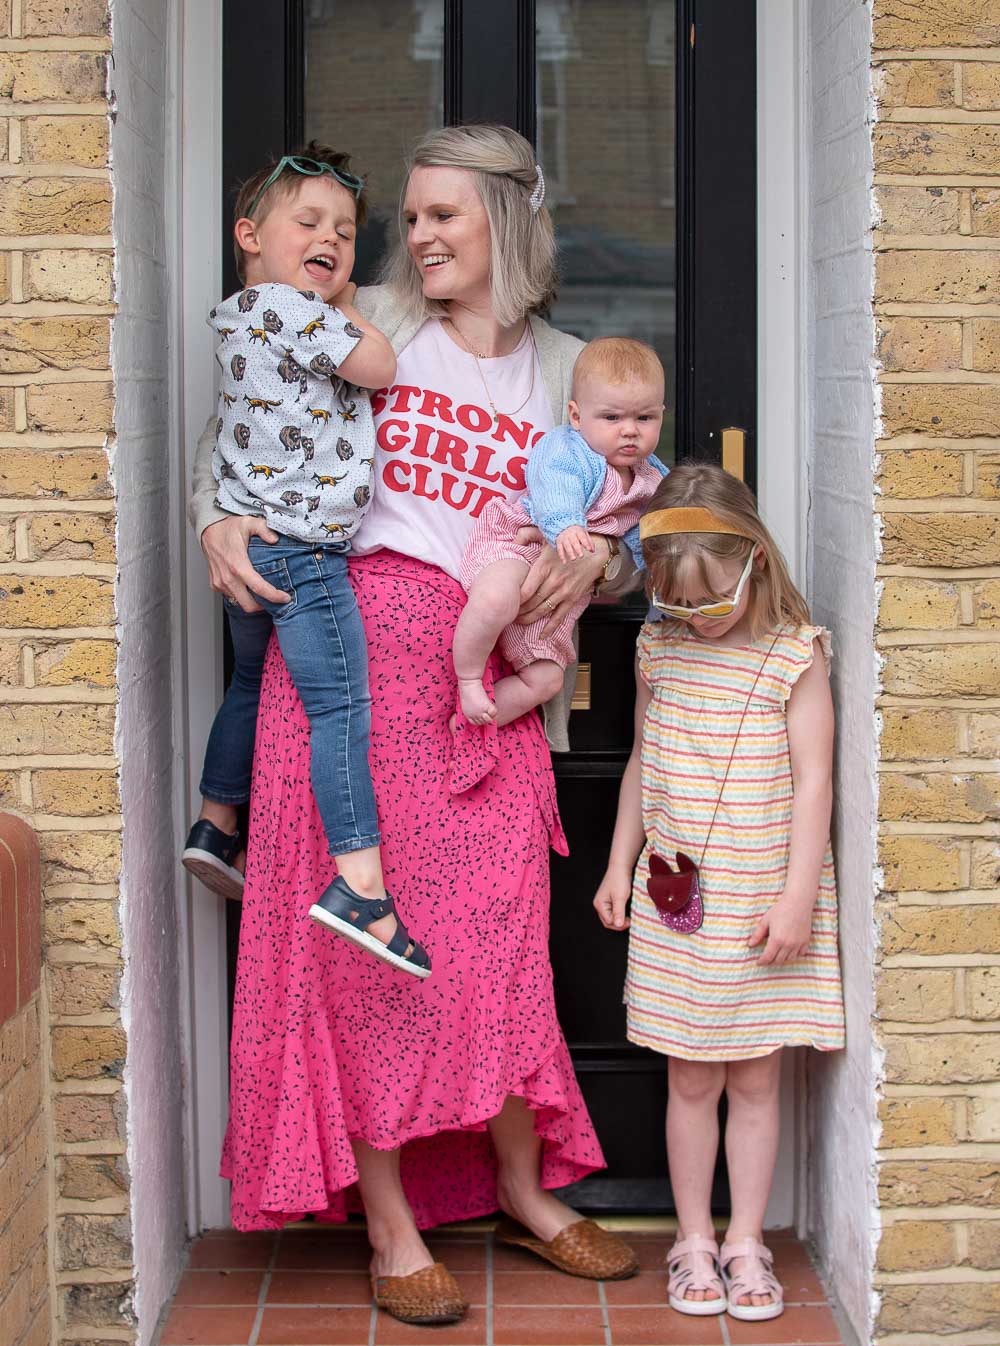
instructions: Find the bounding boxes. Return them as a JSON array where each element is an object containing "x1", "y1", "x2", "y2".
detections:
[{"x1": 190, "y1": 125, "x2": 637, "y2": 1326}]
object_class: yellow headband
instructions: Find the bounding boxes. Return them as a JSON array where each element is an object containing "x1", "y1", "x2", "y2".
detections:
[{"x1": 639, "y1": 507, "x2": 752, "y2": 541}]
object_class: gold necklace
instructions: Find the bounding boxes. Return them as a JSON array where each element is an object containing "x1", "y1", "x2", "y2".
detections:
[{"x1": 444, "y1": 318, "x2": 537, "y2": 423}]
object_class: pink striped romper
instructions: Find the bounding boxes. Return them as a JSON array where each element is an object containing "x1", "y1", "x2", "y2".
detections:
[{"x1": 460, "y1": 457, "x2": 664, "y2": 670}]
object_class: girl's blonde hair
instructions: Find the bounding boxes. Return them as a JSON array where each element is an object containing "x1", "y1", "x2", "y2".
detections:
[
  {"x1": 379, "y1": 124, "x2": 557, "y2": 329},
  {"x1": 642, "y1": 462, "x2": 811, "y2": 640}
]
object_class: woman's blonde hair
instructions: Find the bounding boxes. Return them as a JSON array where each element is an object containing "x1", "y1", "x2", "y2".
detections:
[
  {"x1": 379, "y1": 124, "x2": 557, "y2": 328},
  {"x1": 642, "y1": 462, "x2": 811, "y2": 640}
]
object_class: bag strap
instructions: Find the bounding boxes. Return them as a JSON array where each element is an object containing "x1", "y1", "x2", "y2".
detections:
[{"x1": 697, "y1": 630, "x2": 782, "y2": 866}]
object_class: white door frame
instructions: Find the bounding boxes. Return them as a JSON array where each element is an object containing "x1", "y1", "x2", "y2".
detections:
[
  {"x1": 174, "y1": 0, "x2": 230, "y2": 1232},
  {"x1": 175, "y1": 0, "x2": 806, "y2": 1233},
  {"x1": 757, "y1": 0, "x2": 807, "y2": 1231}
]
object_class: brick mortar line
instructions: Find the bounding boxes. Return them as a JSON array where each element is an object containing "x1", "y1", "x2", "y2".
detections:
[
  {"x1": 0, "y1": 104, "x2": 108, "y2": 116},
  {"x1": 0, "y1": 627, "x2": 115, "y2": 638},
  {"x1": 880, "y1": 372, "x2": 1000, "y2": 385},
  {"x1": 875, "y1": 235, "x2": 1000, "y2": 250},
  {"x1": 0, "y1": 304, "x2": 115, "y2": 316},
  {"x1": 0, "y1": 165, "x2": 109, "y2": 178},
  {"x1": 31, "y1": 815, "x2": 122, "y2": 830},
  {"x1": 0, "y1": 234, "x2": 112, "y2": 248},
  {"x1": 874, "y1": 49, "x2": 1000, "y2": 62},
  {"x1": 876, "y1": 632, "x2": 1000, "y2": 646},
  {"x1": 877, "y1": 500, "x2": 1000, "y2": 512},
  {"x1": 0, "y1": 37, "x2": 110, "y2": 51},
  {"x1": 0, "y1": 435, "x2": 111, "y2": 448},
  {"x1": 882, "y1": 954, "x2": 1000, "y2": 968},
  {"x1": 879, "y1": 1020, "x2": 1000, "y2": 1034},
  {"x1": 879, "y1": 304, "x2": 1000, "y2": 317},
  {"x1": 876, "y1": 173, "x2": 1000, "y2": 186},
  {"x1": 879, "y1": 762, "x2": 1000, "y2": 773},
  {"x1": 877, "y1": 1268, "x2": 1000, "y2": 1284},
  {"x1": 879, "y1": 108, "x2": 1000, "y2": 125},
  {"x1": 894, "y1": 893, "x2": 1000, "y2": 908},
  {"x1": 0, "y1": 373, "x2": 114, "y2": 388},
  {"x1": 879, "y1": 696, "x2": 1000, "y2": 708},
  {"x1": 0, "y1": 690, "x2": 117, "y2": 703},
  {"x1": 877, "y1": 567, "x2": 1000, "y2": 579},
  {"x1": 0, "y1": 563, "x2": 117, "y2": 576},
  {"x1": 0, "y1": 498, "x2": 115, "y2": 510},
  {"x1": 0, "y1": 758, "x2": 118, "y2": 769},
  {"x1": 883, "y1": 1083, "x2": 1000, "y2": 1097}
]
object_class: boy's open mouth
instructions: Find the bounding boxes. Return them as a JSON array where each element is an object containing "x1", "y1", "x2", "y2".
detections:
[{"x1": 305, "y1": 254, "x2": 336, "y2": 280}]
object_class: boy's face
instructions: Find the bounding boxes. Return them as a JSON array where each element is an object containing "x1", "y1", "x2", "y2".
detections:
[
  {"x1": 237, "y1": 175, "x2": 357, "y2": 302},
  {"x1": 568, "y1": 376, "x2": 665, "y2": 470}
]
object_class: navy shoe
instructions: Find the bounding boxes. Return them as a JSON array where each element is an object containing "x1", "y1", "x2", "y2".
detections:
[
  {"x1": 181, "y1": 819, "x2": 245, "y2": 901},
  {"x1": 308, "y1": 876, "x2": 431, "y2": 978}
]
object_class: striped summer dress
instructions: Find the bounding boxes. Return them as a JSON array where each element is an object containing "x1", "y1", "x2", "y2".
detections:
[{"x1": 623, "y1": 622, "x2": 846, "y2": 1061}]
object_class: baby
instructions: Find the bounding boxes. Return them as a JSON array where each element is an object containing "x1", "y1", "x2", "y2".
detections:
[{"x1": 454, "y1": 337, "x2": 668, "y2": 726}]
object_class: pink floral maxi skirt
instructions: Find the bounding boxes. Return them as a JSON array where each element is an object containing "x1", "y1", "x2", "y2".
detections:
[{"x1": 220, "y1": 550, "x2": 605, "y2": 1230}]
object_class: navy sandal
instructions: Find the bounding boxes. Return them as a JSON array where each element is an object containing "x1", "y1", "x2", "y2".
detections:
[
  {"x1": 308, "y1": 876, "x2": 432, "y2": 979},
  {"x1": 181, "y1": 819, "x2": 245, "y2": 901}
]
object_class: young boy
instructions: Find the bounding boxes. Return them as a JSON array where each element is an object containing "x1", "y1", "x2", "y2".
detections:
[{"x1": 182, "y1": 143, "x2": 431, "y2": 979}]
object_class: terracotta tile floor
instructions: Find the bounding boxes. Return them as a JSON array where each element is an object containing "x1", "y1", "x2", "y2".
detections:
[{"x1": 158, "y1": 1224, "x2": 849, "y2": 1346}]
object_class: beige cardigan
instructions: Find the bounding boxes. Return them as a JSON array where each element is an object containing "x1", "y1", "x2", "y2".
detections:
[{"x1": 188, "y1": 284, "x2": 631, "y2": 752}]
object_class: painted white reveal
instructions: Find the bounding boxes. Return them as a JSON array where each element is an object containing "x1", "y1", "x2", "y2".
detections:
[
  {"x1": 110, "y1": 0, "x2": 187, "y2": 1337},
  {"x1": 803, "y1": 3, "x2": 880, "y2": 1343}
]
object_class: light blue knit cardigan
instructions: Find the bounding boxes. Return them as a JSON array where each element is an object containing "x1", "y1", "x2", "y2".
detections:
[{"x1": 524, "y1": 424, "x2": 669, "y2": 568}]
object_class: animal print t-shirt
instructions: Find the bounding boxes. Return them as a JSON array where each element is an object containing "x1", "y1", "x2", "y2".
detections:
[{"x1": 209, "y1": 282, "x2": 376, "y2": 544}]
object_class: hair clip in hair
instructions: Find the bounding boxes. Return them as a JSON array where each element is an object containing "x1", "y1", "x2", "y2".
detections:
[{"x1": 529, "y1": 164, "x2": 545, "y2": 214}]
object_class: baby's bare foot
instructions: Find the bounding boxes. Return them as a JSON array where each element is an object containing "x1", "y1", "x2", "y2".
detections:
[{"x1": 457, "y1": 677, "x2": 498, "y2": 726}]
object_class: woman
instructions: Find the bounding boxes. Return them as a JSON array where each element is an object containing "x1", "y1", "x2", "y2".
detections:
[{"x1": 190, "y1": 125, "x2": 636, "y2": 1325}]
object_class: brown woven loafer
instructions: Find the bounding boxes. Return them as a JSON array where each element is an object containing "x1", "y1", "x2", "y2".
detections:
[
  {"x1": 495, "y1": 1217, "x2": 639, "y2": 1280},
  {"x1": 371, "y1": 1262, "x2": 468, "y2": 1324}
]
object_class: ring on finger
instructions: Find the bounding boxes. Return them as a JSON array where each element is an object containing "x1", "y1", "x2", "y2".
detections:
[{"x1": 543, "y1": 597, "x2": 555, "y2": 613}]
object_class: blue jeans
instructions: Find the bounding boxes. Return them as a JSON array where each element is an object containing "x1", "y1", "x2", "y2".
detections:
[{"x1": 199, "y1": 537, "x2": 380, "y2": 856}]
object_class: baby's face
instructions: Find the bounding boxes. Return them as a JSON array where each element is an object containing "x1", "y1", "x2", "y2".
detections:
[
  {"x1": 568, "y1": 376, "x2": 665, "y2": 470},
  {"x1": 240, "y1": 176, "x2": 357, "y2": 303}
]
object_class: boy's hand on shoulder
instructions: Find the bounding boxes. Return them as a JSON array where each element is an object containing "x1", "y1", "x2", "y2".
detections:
[
  {"x1": 749, "y1": 892, "x2": 815, "y2": 965},
  {"x1": 557, "y1": 524, "x2": 596, "y2": 564},
  {"x1": 330, "y1": 281, "x2": 357, "y2": 310},
  {"x1": 594, "y1": 866, "x2": 631, "y2": 931}
]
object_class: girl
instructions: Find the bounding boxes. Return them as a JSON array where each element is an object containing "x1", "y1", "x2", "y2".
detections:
[{"x1": 594, "y1": 463, "x2": 845, "y2": 1322}]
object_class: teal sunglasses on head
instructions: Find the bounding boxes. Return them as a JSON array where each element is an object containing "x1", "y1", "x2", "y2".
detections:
[{"x1": 244, "y1": 155, "x2": 364, "y2": 219}]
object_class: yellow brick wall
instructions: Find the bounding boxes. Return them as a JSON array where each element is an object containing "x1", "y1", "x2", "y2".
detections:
[
  {"x1": 0, "y1": 2, "x2": 131, "y2": 1342},
  {"x1": 872, "y1": 1, "x2": 1000, "y2": 1339}
]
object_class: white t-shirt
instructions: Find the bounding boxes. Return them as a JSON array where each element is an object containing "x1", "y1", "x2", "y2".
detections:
[{"x1": 351, "y1": 319, "x2": 553, "y2": 579}]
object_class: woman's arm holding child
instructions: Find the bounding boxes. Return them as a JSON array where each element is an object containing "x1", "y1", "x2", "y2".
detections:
[
  {"x1": 749, "y1": 640, "x2": 834, "y2": 966},
  {"x1": 594, "y1": 660, "x2": 652, "y2": 931}
]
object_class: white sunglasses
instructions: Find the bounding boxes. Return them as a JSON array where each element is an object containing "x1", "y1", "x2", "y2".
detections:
[{"x1": 651, "y1": 550, "x2": 755, "y2": 620}]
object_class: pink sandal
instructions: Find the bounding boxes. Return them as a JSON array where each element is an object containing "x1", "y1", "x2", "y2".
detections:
[
  {"x1": 666, "y1": 1235, "x2": 727, "y2": 1316},
  {"x1": 720, "y1": 1237, "x2": 784, "y2": 1322}
]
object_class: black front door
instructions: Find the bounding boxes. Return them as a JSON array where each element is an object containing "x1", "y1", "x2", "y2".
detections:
[{"x1": 223, "y1": 0, "x2": 757, "y2": 1214}]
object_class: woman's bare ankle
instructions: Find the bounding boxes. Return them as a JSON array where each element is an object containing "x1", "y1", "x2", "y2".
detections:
[{"x1": 366, "y1": 1223, "x2": 434, "y2": 1278}]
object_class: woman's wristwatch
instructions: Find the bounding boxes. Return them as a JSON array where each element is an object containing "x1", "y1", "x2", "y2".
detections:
[{"x1": 593, "y1": 535, "x2": 623, "y2": 596}]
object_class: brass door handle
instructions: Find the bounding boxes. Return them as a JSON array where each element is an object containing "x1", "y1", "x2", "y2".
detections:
[{"x1": 721, "y1": 427, "x2": 745, "y2": 482}]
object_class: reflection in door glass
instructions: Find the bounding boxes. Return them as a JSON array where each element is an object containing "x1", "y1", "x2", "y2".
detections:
[
  {"x1": 538, "y1": 0, "x2": 676, "y2": 460},
  {"x1": 303, "y1": 0, "x2": 444, "y2": 286}
]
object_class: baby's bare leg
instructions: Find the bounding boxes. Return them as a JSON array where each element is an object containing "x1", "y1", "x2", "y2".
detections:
[
  {"x1": 492, "y1": 659, "x2": 565, "y2": 727},
  {"x1": 454, "y1": 559, "x2": 529, "y2": 724}
]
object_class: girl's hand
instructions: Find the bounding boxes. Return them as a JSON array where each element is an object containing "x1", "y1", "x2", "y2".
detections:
[
  {"x1": 201, "y1": 514, "x2": 290, "y2": 612},
  {"x1": 749, "y1": 895, "x2": 815, "y2": 965},
  {"x1": 594, "y1": 867, "x2": 632, "y2": 930},
  {"x1": 518, "y1": 534, "x2": 609, "y2": 636},
  {"x1": 556, "y1": 525, "x2": 595, "y2": 564}
]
